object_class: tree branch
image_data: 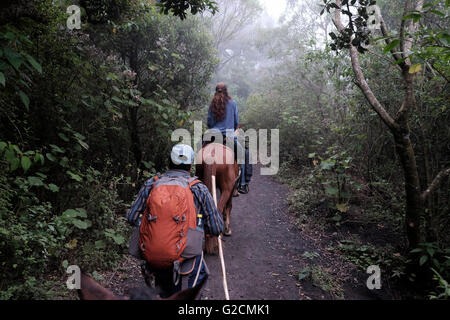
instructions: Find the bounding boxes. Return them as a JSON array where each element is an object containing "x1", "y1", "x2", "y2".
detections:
[
  {"x1": 332, "y1": 0, "x2": 399, "y2": 131},
  {"x1": 379, "y1": 15, "x2": 407, "y2": 70},
  {"x1": 421, "y1": 168, "x2": 450, "y2": 202},
  {"x1": 403, "y1": 0, "x2": 425, "y2": 66}
]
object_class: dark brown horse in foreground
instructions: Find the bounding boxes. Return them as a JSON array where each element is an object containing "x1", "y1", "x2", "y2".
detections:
[
  {"x1": 78, "y1": 273, "x2": 205, "y2": 300},
  {"x1": 196, "y1": 143, "x2": 239, "y2": 254}
]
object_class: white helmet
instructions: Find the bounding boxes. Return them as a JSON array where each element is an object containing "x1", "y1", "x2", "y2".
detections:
[{"x1": 170, "y1": 144, "x2": 195, "y2": 165}]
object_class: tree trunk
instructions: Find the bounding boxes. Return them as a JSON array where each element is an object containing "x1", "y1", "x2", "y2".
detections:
[
  {"x1": 392, "y1": 129, "x2": 422, "y2": 248},
  {"x1": 332, "y1": 0, "x2": 426, "y2": 249}
]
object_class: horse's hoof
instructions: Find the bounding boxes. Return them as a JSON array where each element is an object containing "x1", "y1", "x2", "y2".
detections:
[{"x1": 224, "y1": 230, "x2": 232, "y2": 237}]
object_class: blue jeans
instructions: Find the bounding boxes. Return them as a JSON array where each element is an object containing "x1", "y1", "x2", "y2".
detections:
[{"x1": 223, "y1": 136, "x2": 247, "y2": 186}]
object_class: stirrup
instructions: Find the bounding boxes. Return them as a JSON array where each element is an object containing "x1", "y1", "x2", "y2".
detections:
[{"x1": 238, "y1": 184, "x2": 249, "y2": 194}]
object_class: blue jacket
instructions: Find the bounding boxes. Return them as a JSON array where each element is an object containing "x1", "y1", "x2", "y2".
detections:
[{"x1": 207, "y1": 100, "x2": 239, "y2": 136}]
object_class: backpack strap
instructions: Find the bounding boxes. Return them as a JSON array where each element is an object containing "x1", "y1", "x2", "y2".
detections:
[
  {"x1": 188, "y1": 176, "x2": 202, "y2": 188},
  {"x1": 128, "y1": 175, "x2": 161, "y2": 226},
  {"x1": 140, "y1": 175, "x2": 162, "y2": 219}
]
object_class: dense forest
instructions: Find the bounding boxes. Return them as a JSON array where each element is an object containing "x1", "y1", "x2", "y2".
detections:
[{"x1": 0, "y1": 0, "x2": 449, "y2": 300}]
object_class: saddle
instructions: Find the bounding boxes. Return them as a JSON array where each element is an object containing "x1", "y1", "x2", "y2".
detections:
[
  {"x1": 199, "y1": 134, "x2": 241, "y2": 189},
  {"x1": 200, "y1": 134, "x2": 237, "y2": 161}
]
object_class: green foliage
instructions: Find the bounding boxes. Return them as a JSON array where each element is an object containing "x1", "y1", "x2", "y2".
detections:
[
  {"x1": 248, "y1": 0, "x2": 448, "y2": 299},
  {"x1": 430, "y1": 269, "x2": 450, "y2": 300},
  {"x1": 322, "y1": 0, "x2": 378, "y2": 53},
  {"x1": 336, "y1": 239, "x2": 406, "y2": 277},
  {"x1": 0, "y1": 0, "x2": 217, "y2": 299},
  {"x1": 0, "y1": 28, "x2": 42, "y2": 112},
  {"x1": 410, "y1": 243, "x2": 450, "y2": 299},
  {"x1": 310, "y1": 147, "x2": 356, "y2": 214},
  {"x1": 297, "y1": 265, "x2": 345, "y2": 299},
  {"x1": 157, "y1": 0, "x2": 218, "y2": 19}
]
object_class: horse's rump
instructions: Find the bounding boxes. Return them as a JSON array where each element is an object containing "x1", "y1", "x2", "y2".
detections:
[{"x1": 198, "y1": 143, "x2": 235, "y2": 167}]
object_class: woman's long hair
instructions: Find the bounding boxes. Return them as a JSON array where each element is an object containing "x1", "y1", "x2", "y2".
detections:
[{"x1": 209, "y1": 83, "x2": 232, "y2": 122}]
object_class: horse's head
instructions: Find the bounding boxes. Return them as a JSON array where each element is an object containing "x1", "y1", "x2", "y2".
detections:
[{"x1": 78, "y1": 273, "x2": 205, "y2": 300}]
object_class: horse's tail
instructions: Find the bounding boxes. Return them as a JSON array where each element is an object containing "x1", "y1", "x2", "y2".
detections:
[
  {"x1": 204, "y1": 162, "x2": 217, "y2": 195},
  {"x1": 203, "y1": 160, "x2": 219, "y2": 255}
]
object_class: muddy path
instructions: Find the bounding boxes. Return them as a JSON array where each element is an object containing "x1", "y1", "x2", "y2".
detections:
[{"x1": 103, "y1": 165, "x2": 386, "y2": 300}]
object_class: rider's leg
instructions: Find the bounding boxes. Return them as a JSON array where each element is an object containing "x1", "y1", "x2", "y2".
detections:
[
  {"x1": 240, "y1": 164, "x2": 246, "y2": 186},
  {"x1": 245, "y1": 147, "x2": 252, "y2": 184},
  {"x1": 232, "y1": 137, "x2": 249, "y2": 193}
]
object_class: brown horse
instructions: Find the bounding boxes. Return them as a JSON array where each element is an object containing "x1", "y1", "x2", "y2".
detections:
[
  {"x1": 196, "y1": 143, "x2": 239, "y2": 254},
  {"x1": 78, "y1": 273, "x2": 205, "y2": 300}
]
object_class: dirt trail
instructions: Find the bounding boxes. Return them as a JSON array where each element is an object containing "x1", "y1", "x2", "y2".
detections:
[
  {"x1": 104, "y1": 165, "x2": 382, "y2": 300},
  {"x1": 203, "y1": 165, "x2": 304, "y2": 300},
  {"x1": 202, "y1": 165, "x2": 383, "y2": 300}
]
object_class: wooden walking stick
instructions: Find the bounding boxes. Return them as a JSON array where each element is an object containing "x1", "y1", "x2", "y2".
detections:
[{"x1": 211, "y1": 175, "x2": 230, "y2": 300}]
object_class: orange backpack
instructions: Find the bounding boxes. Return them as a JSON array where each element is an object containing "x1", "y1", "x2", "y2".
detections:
[{"x1": 139, "y1": 175, "x2": 201, "y2": 270}]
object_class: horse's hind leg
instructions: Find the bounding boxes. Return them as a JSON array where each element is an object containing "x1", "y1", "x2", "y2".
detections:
[
  {"x1": 217, "y1": 180, "x2": 232, "y2": 236},
  {"x1": 205, "y1": 235, "x2": 219, "y2": 255},
  {"x1": 223, "y1": 163, "x2": 238, "y2": 236},
  {"x1": 223, "y1": 191, "x2": 233, "y2": 236}
]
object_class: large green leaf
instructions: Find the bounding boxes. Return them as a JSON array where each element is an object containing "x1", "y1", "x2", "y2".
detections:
[
  {"x1": 320, "y1": 160, "x2": 335, "y2": 170},
  {"x1": 77, "y1": 140, "x2": 89, "y2": 150},
  {"x1": 383, "y1": 39, "x2": 400, "y2": 53},
  {"x1": 19, "y1": 91, "x2": 30, "y2": 111},
  {"x1": 72, "y1": 219, "x2": 91, "y2": 230},
  {"x1": 402, "y1": 13, "x2": 422, "y2": 23},
  {"x1": 113, "y1": 235, "x2": 125, "y2": 245},
  {"x1": 50, "y1": 144, "x2": 65, "y2": 153},
  {"x1": 46, "y1": 153, "x2": 56, "y2": 162},
  {"x1": 21, "y1": 156, "x2": 31, "y2": 173},
  {"x1": 10, "y1": 158, "x2": 20, "y2": 171},
  {"x1": 419, "y1": 255, "x2": 428, "y2": 266},
  {"x1": 4, "y1": 149, "x2": 17, "y2": 163},
  {"x1": 76, "y1": 208, "x2": 87, "y2": 218},
  {"x1": 24, "y1": 53, "x2": 42, "y2": 73},
  {"x1": 63, "y1": 209, "x2": 81, "y2": 218},
  {"x1": 95, "y1": 240, "x2": 106, "y2": 249},
  {"x1": 27, "y1": 176, "x2": 44, "y2": 186},
  {"x1": 48, "y1": 184, "x2": 60, "y2": 192},
  {"x1": 325, "y1": 186, "x2": 339, "y2": 196},
  {"x1": 58, "y1": 133, "x2": 70, "y2": 142},
  {"x1": 67, "y1": 171, "x2": 82, "y2": 182},
  {"x1": 4, "y1": 48, "x2": 23, "y2": 71}
]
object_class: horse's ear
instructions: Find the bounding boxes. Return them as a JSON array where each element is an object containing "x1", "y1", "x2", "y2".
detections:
[
  {"x1": 78, "y1": 273, "x2": 127, "y2": 300},
  {"x1": 166, "y1": 278, "x2": 206, "y2": 301}
]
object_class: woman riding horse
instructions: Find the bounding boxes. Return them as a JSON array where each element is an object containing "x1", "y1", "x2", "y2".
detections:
[{"x1": 207, "y1": 83, "x2": 249, "y2": 194}]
